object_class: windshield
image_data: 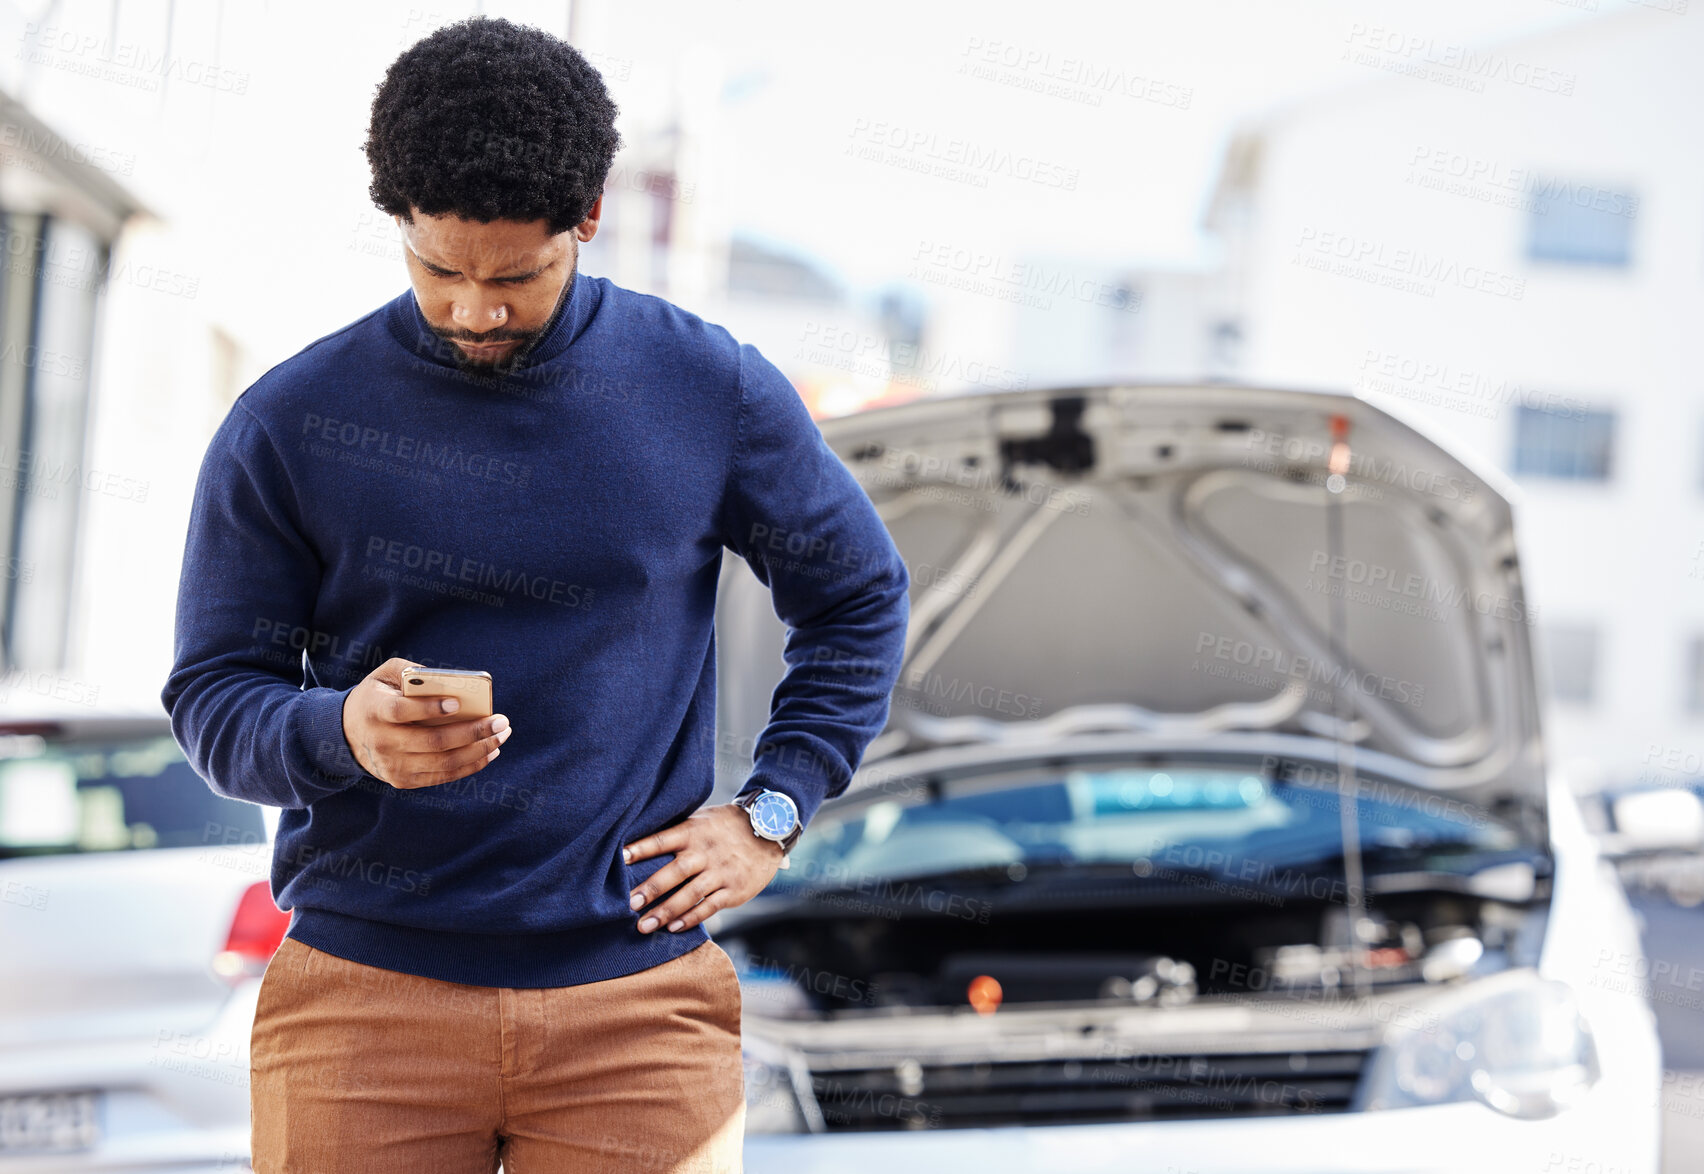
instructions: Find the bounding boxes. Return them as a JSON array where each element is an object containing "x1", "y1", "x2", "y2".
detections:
[
  {"x1": 781, "y1": 764, "x2": 1523, "y2": 889},
  {"x1": 0, "y1": 731, "x2": 265, "y2": 859}
]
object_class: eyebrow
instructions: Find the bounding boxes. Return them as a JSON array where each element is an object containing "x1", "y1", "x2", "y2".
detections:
[{"x1": 407, "y1": 241, "x2": 550, "y2": 281}]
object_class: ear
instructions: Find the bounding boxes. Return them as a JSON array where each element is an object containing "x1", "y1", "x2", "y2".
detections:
[{"x1": 575, "y1": 193, "x2": 604, "y2": 242}]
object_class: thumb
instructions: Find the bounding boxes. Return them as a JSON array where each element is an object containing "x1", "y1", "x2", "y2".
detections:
[{"x1": 369, "y1": 656, "x2": 416, "y2": 691}]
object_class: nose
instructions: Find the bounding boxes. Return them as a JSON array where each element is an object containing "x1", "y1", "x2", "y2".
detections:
[{"x1": 451, "y1": 296, "x2": 509, "y2": 336}]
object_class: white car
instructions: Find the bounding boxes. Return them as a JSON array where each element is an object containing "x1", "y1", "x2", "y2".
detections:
[
  {"x1": 0, "y1": 709, "x2": 278, "y2": 1172},
  {"x1": 711, "y1": 384, "x2": 1664, "y2": 1173}
]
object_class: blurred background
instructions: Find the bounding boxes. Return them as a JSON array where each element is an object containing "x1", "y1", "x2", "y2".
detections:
[{"x1": 1, "y1": 0, "x2": 1701, "y2": 1169}]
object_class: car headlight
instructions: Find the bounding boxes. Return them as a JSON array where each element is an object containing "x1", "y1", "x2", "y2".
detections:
[
  {"x1": 1362, "y1": 970, "x2": 1600, "y2": 1120},
  {"x1": 742, "y1": 1037, "x2": 813, "y2": 1134}
]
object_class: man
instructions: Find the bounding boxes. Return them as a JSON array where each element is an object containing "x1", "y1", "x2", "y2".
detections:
[{"x1": 160, "y1": 16, "x2": 909, "y2": 1173}]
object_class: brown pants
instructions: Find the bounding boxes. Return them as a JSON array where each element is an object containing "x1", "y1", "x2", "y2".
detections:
[{"x1": 250, "y1": 935, "x2": 747, "y2": 1173}]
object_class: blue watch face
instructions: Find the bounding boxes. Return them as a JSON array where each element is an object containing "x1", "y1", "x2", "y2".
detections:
[{"x1": 750, "y1": 791, "x2": 799, "y2": 839}]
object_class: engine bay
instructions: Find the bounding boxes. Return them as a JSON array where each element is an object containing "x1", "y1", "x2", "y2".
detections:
[{"x1": 722, "y1": 885, "x2": 1547, "y2": 1018}]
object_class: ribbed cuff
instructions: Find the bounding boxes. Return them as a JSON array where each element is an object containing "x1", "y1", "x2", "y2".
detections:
[{"x1": 294, "y1": 685, "x2": 366, "y2": 793}]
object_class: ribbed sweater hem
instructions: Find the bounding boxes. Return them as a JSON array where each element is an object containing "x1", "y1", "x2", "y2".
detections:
[{"x1": 286, "y1": 905, "x2": 710, "y2": 989}]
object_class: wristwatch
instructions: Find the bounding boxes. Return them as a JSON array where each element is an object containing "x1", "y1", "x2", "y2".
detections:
[{"x1": 733, "y1": 788, "x2": 802, "y2": 869}]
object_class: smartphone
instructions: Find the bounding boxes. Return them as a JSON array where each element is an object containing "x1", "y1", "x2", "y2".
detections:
[{"x1": 399, "y1": 666, "x2": 494, "y2": 726}]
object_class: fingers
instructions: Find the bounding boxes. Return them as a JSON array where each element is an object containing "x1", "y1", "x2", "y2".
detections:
[
  {"x1": 409, "y1": 713, "x2": 510, "y2": 752},
  {"x1": 385, "y1": 723, "x2": 512, "y2": 789},
  {"x1": 628, "y1": 852, "x2": 699, "y2": 913},
  {"x1": 664, "y1": 888, "x2": 728, "y2": 934},
  {"x1": 374, "y1": 714, "x2": 509, "y2": 762},
  {"x1": 638, "y1": 874, "x2": 721, "y2": 934},
  {"x1": 622, "y1": 825, "x2": 688, "y2": 865}
]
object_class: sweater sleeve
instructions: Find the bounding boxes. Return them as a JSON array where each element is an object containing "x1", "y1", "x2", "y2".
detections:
[
  {"x1": 718, "y1": 343, "x2": 911, "y2": 829},
  {"x1": 160, "y1": 400, "x2": 369, "y2": 809}
]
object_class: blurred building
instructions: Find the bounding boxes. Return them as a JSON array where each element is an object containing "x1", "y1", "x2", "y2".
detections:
[
  {"x1": 577, "y1": 22, "x2": 905, "y2": 420},
  {"x1": 1005, "y1": 259, "x2": 1238, "y2": 384},
  {"x1": 0, "y1": 88, "x2": 146, "y2": 696},
  {"x1": 1198, "y1": 8, "x2": 1702, "y2": 789},
  {"x1": 0, "y1": 0, "x2": 283, "y2": 714}
]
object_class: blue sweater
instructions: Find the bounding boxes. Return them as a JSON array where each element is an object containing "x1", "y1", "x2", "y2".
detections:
[{"x1": 161, "y1": 270, "x2": 910, "y2": 988}]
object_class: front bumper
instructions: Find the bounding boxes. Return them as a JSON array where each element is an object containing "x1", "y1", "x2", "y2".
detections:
[{"x1": 744, "y1": 1096, "x2": 1660, "y2": 1174}]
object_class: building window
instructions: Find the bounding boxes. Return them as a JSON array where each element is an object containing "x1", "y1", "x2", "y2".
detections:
[
  {"x1": 1208, "y1": 319, "x2": 1242, "y2": 376},
  {"x1": 1687, "y1": 638, "x2": 1704, "y2": 716},
  {"x1": 1511, "y1": 404, "x2": 1615, "y2": 480},
  {"x1": 1526, "y1": 180, "x2": 1636, "y2": 266},
  {"x1": 0, "y1": 213, "x2": 106, "y2": 672},
  {"x1": 1542, "y1": 623, "x2": 1600, "y2": 706}
]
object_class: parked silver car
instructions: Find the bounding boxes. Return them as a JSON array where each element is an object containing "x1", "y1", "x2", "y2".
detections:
[{"x1": 0, "y1": 708, "x2": 278, "y2": 1172}]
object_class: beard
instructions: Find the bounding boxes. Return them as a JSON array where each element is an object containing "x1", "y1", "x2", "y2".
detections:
[{"x1": 431, "y1": 251, "x2": 578, "y2": 379}]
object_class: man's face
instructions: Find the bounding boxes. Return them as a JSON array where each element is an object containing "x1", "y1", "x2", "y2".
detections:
[{"x1": 396, "y1": 198, "x2": 600, "y2": 374}]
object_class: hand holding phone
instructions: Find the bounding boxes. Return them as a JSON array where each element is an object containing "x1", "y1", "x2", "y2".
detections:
[{"x1": 340, "y1": 658, "x2": 510, "y2": 789}]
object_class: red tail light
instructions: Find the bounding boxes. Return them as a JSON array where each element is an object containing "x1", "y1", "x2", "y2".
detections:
[{"x1": 212, "y1": 881, "x2": 290, "y2": 982}]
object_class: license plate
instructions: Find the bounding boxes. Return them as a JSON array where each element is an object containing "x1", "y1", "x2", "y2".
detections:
[{"x1": 0, "y1": 1091, "x2": 101, "y2": 1153}]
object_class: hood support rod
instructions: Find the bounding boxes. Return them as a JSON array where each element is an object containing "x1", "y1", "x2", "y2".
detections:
[{"x1": 1325, "y1": 415, "x2": 1370, "y2": 1000}]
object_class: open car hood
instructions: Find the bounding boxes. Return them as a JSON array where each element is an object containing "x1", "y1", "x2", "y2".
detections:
[{"x1": 716, "y1": 384, "x2": 1546, "y2": 818}]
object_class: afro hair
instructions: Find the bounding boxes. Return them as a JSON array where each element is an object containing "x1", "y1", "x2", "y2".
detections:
[{"x1": 364, "y1": 16, "x2": 622, "y2": 236}]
